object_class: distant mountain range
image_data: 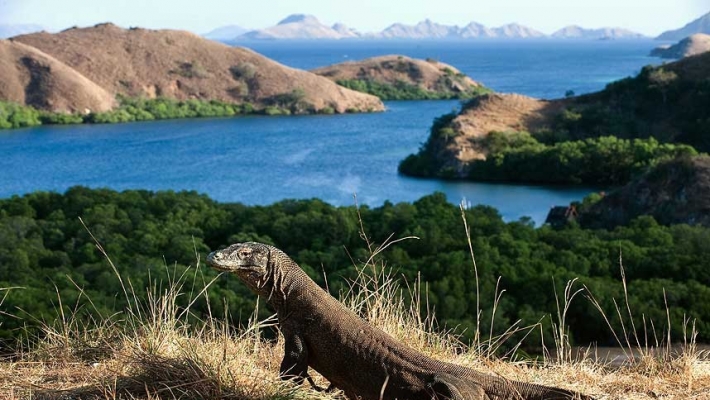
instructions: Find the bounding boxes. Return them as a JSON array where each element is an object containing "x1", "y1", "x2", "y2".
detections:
[
  {"x1": 203, "y1": 25, "x2": 248, "y2": 41},
  {"x1": 239, "y1": 14, "x2": 359, "y2": 40},
  {"x1": 656, "y1": 11, "x2": 710, "y2": 41},
  {"x1": 373, "y1": 19, "x2": 546, "y2": 39},
  {"x1": 0, "y1": 24, "x2": 44, "y2": 39},
  {"x1": 551, "y1": 25, "x2": 646, "y2": 40},
  {"x1": 207, "y1": 14, "x2": 648, "y2": 41}
]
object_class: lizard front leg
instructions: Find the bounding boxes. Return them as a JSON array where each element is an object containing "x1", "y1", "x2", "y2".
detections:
[
  {"x1": 280, "y1": 329, "x2": 334, "y2": 392},
  {"x1": 280, "y1": 329, "x2": 309, "y2": 385}
]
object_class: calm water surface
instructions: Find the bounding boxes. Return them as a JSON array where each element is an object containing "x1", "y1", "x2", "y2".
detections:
[
  {"x1": 242, "y1": 39, "x2": 659, "y2": 98},
  {"x1": 1, "y1": 41, "x2": 661, "y2": 224}
]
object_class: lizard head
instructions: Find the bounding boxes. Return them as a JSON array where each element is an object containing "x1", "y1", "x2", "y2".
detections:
[{"x1": 207, "y1": 242, "x2": 279, "y2": 297}]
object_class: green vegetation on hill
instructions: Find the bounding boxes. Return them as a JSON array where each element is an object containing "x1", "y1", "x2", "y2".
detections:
[
  {"x1": 336, "y1": 79, "x2": 491, "y2": 100},
  {"x1": 0, "y1": 101, "x2": 83, "y2": 129},
  {"x1": 401, "y1": 129, "x2": 698, "y2": 184},
  {"x1": 2, "y1": 188, "x2": 710, "y2": 350},
  {"x1": 553, "y1": 65, "x2": 710, "y2": 152},
  {"x1": 0, "y1": 93, "x2": 333, "y2": 130}
]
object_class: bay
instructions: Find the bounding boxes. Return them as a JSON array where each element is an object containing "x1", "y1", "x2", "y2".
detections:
[{"x1": 0, "y1": 40, "x2": 661, "y2": 224}]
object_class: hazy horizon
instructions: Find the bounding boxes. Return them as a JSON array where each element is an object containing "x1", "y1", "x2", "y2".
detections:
[{"x1": 0, "y1": 0, "x2": 707, "y2": 37}]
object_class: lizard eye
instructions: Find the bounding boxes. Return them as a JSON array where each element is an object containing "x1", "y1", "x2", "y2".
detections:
[{"x1": 237, "y1": 247, "x2": 252, "y2": 259}]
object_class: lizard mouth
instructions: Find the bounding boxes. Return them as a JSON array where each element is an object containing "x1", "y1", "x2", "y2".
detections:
[
  {"x1": 206, "y1": 251, "x2": 232, "y2": 271},
  {"x1": 207, "y1": 250, "x2": 258, "y2": 272}
]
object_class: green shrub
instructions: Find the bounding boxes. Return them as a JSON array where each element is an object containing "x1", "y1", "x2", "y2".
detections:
[{"x1": 336, "y1": 79, "x2": 490, "y2": 101}]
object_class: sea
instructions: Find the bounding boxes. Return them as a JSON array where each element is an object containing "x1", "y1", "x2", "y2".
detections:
[{"x1": 0, "y1": 39, "x2": 662, "y2": 225}]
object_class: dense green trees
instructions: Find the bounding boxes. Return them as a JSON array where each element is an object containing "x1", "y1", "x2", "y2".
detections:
[
  {"x1": 336, "y1": 79, "x2": 490, "y2": 100},
  {"x1": 0, "y1": 95, "x2": 333, "y2": 130},
  {"x1": 545, "y1": 65, "x2": 710, "y2": 153},
  {"x1": 465, "y1": 134, "x2": 697, "y2": 184},
  {"x1": 399, "y1": 125, "x2": 698, "y2": 185},
  {"x1": 400, "y1": 127, "x2": 697, "y2": 184},
  {"x1": 1, "y1": 188, "x2": 709, "y2": 351},
  {"x1": 0, "y1": 102, "x2": 43, "y2": 129}
]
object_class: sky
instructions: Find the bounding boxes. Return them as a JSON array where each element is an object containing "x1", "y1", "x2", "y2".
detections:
[{"x1": 0, "y1": 0, "x2": 707, "y2": 36}]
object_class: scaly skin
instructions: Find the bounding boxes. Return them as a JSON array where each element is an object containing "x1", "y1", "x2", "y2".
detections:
[{"x1": 208, "y1": 242, "x2": 594, "y2": 400}]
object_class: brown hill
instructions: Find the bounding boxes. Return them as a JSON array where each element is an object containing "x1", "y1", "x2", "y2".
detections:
[
  {"x1": 311, "y1": 55, "x2": 484, "y2": 99},
  {"x1": 579, "y1": 155, "x2": 710, "y2": 228},
  {"x1": 11, "y1": 23, "x2": 383, "y2": 113},
  {"x1": 0, "y1": 40, "x2": 115, "y2": 113},
  {"x1": 448, "y1": 93, "x2": 566, "y2": 164},
  {"x1": 650, "y1": 33, "x2": 710, "y2": 59}
]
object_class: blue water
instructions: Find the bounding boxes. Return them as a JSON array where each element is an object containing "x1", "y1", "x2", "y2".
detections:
[
  {"x1": 242, "y1": 39, "x2": 659, "y2": 99},
  {"x1": 0, "y1": 40, "x2": 662, "y2": 225}
]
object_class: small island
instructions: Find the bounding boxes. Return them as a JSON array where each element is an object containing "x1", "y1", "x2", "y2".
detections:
[{"x1": 312, "y1": 55, "x2": 490, "y2": 100}]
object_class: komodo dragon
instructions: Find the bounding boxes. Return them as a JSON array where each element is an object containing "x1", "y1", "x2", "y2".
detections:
[{"x1": 207, "y1": 242, "x2": 594, "y2": 400}]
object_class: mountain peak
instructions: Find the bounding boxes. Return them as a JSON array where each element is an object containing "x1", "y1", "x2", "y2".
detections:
[{"x1": 278, "y1": 14, "x2": 320, "y2": 25}]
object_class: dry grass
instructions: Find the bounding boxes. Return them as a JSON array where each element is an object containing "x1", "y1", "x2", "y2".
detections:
[{"x1": 1, "y1": 212, "x2": 710, "y2": 399}]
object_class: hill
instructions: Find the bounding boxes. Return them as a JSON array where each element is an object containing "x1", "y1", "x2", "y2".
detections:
[
  {"x1": 311, "y1": 55, "x2": 488, "y2": 100},
  {"x1": 399, "y1": 52, "x2": 710, "y2": 181},
  {"x1": 203, "y1": 25, "x2": 248, "y2": 41},
  {"x1": 238, "y1": 14, "x2": 359, "y2": 40},
  {"x1": 651, "y1": 33, "x2": 710, "y2": 59},
  {"x1": 0, "y1": 40, "x2": 116, "y2": 113},
  {"x1": 656, "y1": 11, "x2": 710, "y2": 41},
  {"x1": 551, "y1": 25, "x2": 646, "y2": 39},
  {"x1": 9, "y1": 23, "x2": 383, "y2": 114},
  {"x1": 579, "y1": 155, "x2": 710, "y2": 228}
]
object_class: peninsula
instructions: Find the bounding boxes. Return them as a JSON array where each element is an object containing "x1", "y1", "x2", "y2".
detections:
[{"x1": 399, "y1": 51, "x2": 709, "y2": 185}]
